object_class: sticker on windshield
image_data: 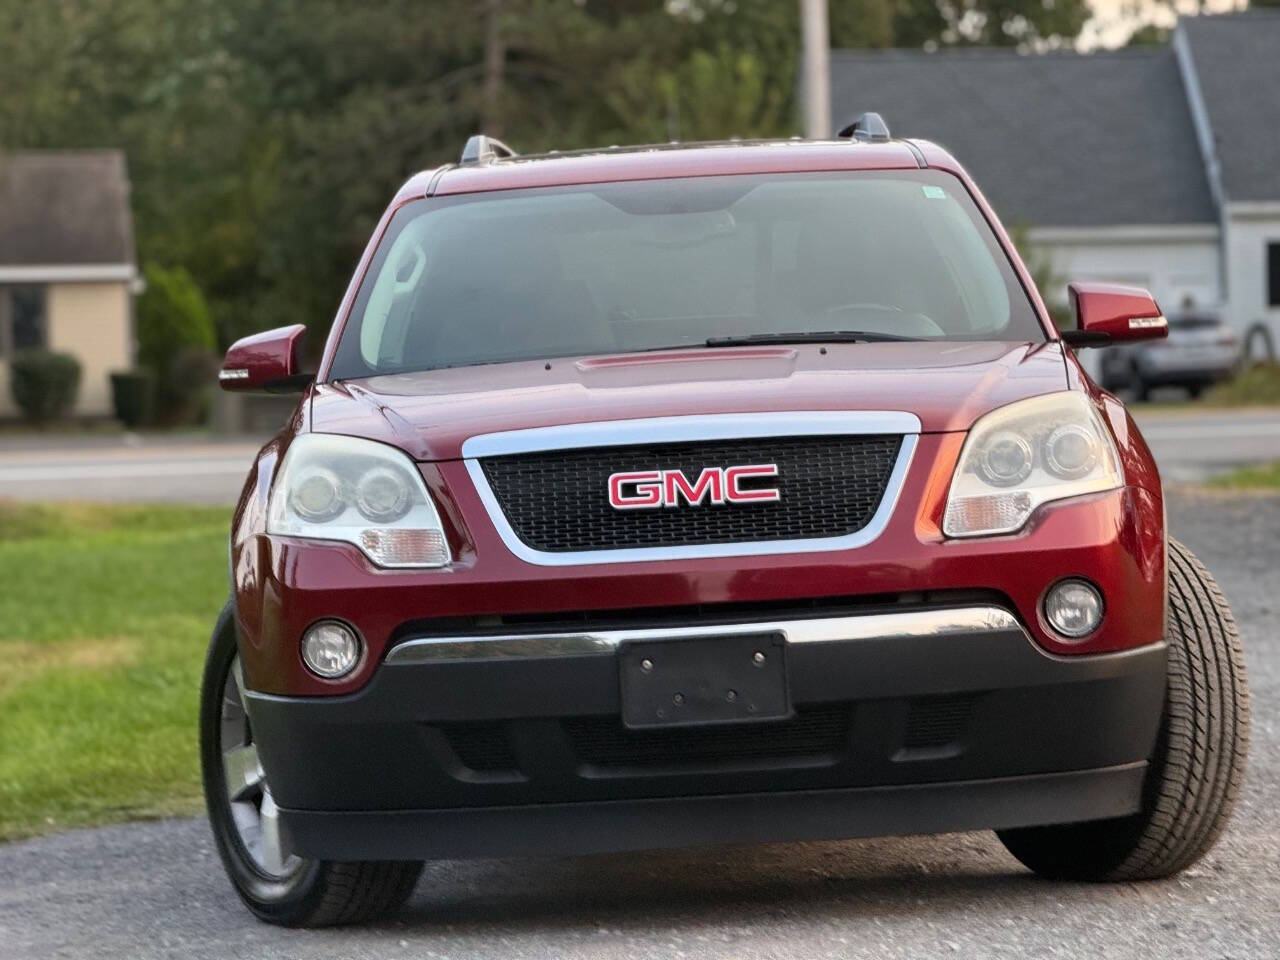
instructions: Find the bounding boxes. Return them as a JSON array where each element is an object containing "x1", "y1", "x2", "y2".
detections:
[{"x1": 922, "y1": 185, "x2": 948, "y2": 200}]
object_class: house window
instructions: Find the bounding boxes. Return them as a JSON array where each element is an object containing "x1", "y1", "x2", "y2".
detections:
[
  {"x1": 1, "y1": 285, "x2": 48, "y2": 356},
  {"x1": 1269, "y1": 242, "x2": 1280, "y2": 308},
  {"x1": 11, "y1": 286, "x2": 47, "y2": 350}
]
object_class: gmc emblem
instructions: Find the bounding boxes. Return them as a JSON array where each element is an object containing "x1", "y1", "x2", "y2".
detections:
[{"x1": 607, "y1": 465, "x2": 780, "y2": 510}]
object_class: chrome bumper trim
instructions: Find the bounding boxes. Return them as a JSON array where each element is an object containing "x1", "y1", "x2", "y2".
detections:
[{"x1": 384, "y1": 605, "x2": 1023, "y2": 664}]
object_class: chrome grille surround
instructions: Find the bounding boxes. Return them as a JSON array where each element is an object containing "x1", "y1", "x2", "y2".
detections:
[{"x1": 461, "y1": 411, "x2": 920, "y2": 566}]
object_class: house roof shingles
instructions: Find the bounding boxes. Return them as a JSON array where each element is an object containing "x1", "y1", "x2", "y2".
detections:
[
  {"x1": 0, "y1": 150, "x2": 135, "y2": 266},
  {"x1": 1180, "y1": 12, "x2": 1280, "y2": 204},
  {"x1": 828, "y1": 47, "x2": 1217, "y2": 228}
]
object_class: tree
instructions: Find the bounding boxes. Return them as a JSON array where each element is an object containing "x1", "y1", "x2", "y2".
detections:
[
  {"x1": 0, "y1": 0, "x2": 1092, "y2": 360},
  {"x1": 892, "y1": 0, "x2": 1089, "y2": 47},
  {"x1": 1125, "y1": 22, "x2": 1171, "y2": 46}
]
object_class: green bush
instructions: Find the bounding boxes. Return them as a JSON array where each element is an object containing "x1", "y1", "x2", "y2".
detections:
[
  {"x1": 109, "y1": 370, "x2": 156, "y2": 427},
  {"x1": 136, "y1": 264, "x2": 217, "y2": 424},
  {"x1": 9, "y1": 350, "x2": 82, "y2": 422},
  {"x1": 168, "y1": 348, "x2": 218, "y2": 424},
  {"x1": 1009, "y1": 225, "x2": 1073, "y2": 330},
  {"x1": 1205, "y1": 362, "x2": 1280, "y2": 407}
]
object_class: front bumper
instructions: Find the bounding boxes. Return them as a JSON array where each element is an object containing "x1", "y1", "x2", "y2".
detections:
[
  {"x1": 235, "y1": 479, "x2": 1168, "y2": 698},
  {"x1": 245, "y1": 605, "x2": 1166, "y2": 861}
]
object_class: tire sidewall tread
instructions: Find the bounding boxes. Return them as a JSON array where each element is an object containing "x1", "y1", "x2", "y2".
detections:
[
  {"x1": 200, "y1": 602, "x2": 423, "y2": 927},
  {"x1": 997, "y1": 539, "x2": 1250, "y2": 882}
]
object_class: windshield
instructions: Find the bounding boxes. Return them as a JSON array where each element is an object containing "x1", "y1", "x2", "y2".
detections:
[{"x1": 330, "y1": 170, "x2": 1043, "y2": 378}]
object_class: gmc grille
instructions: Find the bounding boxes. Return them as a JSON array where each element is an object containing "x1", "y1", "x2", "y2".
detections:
[{"x1": 478, "y1": 435, "x2": 902, "y2": 552}]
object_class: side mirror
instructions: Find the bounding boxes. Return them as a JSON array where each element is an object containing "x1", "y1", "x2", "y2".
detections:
[
  {"x1": 217, "y1": 324, "x2": 313, "y2": 393},
  {"x1": 1061, "y1": 282, "x2": 1168, "y2": 348}
]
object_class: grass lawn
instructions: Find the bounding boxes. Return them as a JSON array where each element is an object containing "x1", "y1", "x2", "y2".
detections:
[
  {"x1": 1208, "y1": 461, "x2": 1280, "y2": 491},
  {"x1": 0, "y1": 502, "x2": 229, "y2": 841}
]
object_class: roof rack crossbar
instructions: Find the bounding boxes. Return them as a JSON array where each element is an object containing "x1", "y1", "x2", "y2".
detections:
[
  {"x1": 460, "y1": 134, "x2": 518, "y2": 165},
  {"x1": 836, "y1": 112, "x2": 891, "y2": 142}
]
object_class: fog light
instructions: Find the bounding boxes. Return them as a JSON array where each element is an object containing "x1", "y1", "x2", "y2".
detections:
[
  {"x1": 301, "y1": 620, "x2": 361, "y2": 678},
  {"x1": 1044, "y1": 579, "x2": 1104, "y2": 639}
]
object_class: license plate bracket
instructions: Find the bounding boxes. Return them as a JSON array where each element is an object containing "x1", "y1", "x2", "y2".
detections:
[{"x1": 619, "y1": 633, "x2": 789, "y2": 729}]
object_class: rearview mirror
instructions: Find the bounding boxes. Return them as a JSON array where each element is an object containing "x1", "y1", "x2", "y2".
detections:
[
  {"x1": 218, "y1": 324, "x2": 312, "y2": 393},
  {"x1": 1062, "y1": 282, "x2": 1168, "y2": 348}
]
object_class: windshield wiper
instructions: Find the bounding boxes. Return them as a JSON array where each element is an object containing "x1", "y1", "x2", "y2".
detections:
[{"x1": 705, "y1": 330, "x2": 924, "y2": 347}]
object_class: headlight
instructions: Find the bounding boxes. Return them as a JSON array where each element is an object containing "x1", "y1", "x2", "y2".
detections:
[
  {"x1": 943, "y1": 392, "x2": 1121, "y2": 537},
  {"x1": 267, "y1": 434, "x2": 451, "y2": 567}
]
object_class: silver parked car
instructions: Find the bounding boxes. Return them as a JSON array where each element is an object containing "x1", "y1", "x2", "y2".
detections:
[{"x1": 1100, "y1": 311, "x2": 1241, "y2": 400}]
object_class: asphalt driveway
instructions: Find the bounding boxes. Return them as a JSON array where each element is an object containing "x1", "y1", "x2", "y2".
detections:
[{"x1": 0, "y1": 489, "x2": 1277, "y2": 959}]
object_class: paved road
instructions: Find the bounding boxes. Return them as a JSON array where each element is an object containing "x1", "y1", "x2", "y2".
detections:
[
  {"x1": 0, "y1": 436, "x2": 261, "y2": 505},
  {"x1": 0, "y1": 407, "x2": 1276, "y2": 504},
  {"x1": 0, "y1": 489, "x2": 1276, "y2": 959},
  {"x1": 1135, "y1": 407, "x2": 1280, "y2": 482}
]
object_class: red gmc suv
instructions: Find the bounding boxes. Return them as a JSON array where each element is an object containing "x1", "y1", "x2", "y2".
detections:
[{"x1": 201, "y1": 118, "x2": 1250, "y2": 927}]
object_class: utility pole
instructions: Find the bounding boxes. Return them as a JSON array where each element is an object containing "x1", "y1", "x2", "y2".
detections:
[
  {"x1": 483, "y1": 0, "x2": 506, "y2": 139},
  {"x1": 799, "y1": 0, "x2": 830, "y2": 139}
]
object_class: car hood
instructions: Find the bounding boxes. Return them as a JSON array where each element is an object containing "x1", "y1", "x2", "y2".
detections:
[{"x1": 310, "y1": 341, "x2": 1069, "y2": 461}]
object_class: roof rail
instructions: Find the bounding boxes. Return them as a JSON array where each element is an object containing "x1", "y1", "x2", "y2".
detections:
[
  {"x1": 460, "y1": 134, "x2": 518, "y2": 165},
  {"x1": 836, "y1": 112, "x2": 891, "y2": 142}
]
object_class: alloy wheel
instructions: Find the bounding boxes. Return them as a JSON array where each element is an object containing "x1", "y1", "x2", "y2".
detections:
[{"x1": 219, "y1": 656, "x2": 302, "y2": 879}]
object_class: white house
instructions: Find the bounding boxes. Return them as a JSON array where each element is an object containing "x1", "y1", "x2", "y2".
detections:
[
  {"x1": 0, "y1": 150, "x2": 138, "y2": 417},
  {"x1": 828, "y1": 10, "x2": 1280, "y2": 359}
]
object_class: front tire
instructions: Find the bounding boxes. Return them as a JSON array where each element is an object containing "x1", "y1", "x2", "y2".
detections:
[
  {"x1": 200, "y1": 603, "x2": 422, "y2": 926},
  {"x1": 998, "y1": 539, "x2": 1249, "y2": 880}
]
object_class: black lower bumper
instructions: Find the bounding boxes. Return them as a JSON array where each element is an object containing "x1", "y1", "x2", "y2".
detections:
[
  {"x1": 281, "y1": 764, "x2": 1146, "y2": 860},
  {"x1": 243, "y1": 607, "x2": 1166, "y2": 861}
]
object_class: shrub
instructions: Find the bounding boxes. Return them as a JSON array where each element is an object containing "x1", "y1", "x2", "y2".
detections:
[
  {"x1": 9, "y1": 350, "x2": 82, "y2": 422},
  {"x1": 1205, "y1": 362, "x2": 1280, "y2": 407},
  {"x1": 1009, "y1": 225, "x2": 1073, "y2": 329},
  {"x1": 109, "y1": 370, "x2": 156, "y2": 427},
  {"x1": 169, "y1": 348, "x2": 218, "y2": 424},
  {"x1": 136, "y1": 264, "x2": 217, "y2": 423}
]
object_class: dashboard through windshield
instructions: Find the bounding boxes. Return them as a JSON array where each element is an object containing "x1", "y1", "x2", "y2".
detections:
[{"x1": 330, "y1": 170, "x2": 1043, "y2": 378}]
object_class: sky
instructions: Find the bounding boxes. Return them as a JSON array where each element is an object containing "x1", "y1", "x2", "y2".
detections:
[{"x1": 1080, "y1": 0, "x2": 1248, "y2": 48}]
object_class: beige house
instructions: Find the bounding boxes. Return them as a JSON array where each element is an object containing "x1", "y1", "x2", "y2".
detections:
[{"x1": 0, "y1": 150, "x2": 137, "y2": 418}]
